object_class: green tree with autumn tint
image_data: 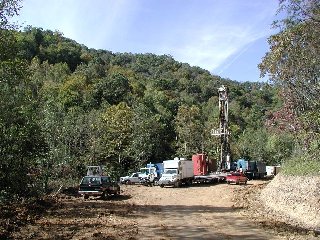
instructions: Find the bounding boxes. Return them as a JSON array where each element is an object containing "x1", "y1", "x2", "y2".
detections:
[
  {"x1": 260, "y1": 0, "x2": 320, "y2": 175},
  {"x1": 99, "y1": 102, "x2": 134, "y2": 178},
  {"x1": 175, "y1": 105, "x2": 204, "y2": 159},
  {"x1": 0, "y1": 0, "x2": 47, "y2": 199}
]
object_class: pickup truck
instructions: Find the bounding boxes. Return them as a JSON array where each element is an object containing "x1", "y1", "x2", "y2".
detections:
[
  {"x1": 78, "y1": 176, "x2": 120, "y2": 199},
  {"x1": 120, "y1": 172, "x2": 141, "y2": 184},
  {"x1": 226, "y1": 172, "x2": 247, "y2": 185}
]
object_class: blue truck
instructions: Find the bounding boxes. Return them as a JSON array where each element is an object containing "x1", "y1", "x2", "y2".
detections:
[{"x1": 236, "y1": 159, "x2": 266, "y2": 180}]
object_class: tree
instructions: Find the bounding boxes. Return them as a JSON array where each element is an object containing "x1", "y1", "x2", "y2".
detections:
[
  {"x1": 99, "y1": 102, "x2": 134, "y2": 178},
  {"x1": 93, "y1": 73, "x2": 130, "y2": 106},
  {"x1": 175, "y1": 105, "x2": 204, "y2": 158},
  {"x1": 266, "y1": 133, "x2": 295, "y2": 165},
  {"x1": 130, "y1": 103, "x2": 164, "y2": 167},
  {"x1": 0, "y1": 0, "x2": 22, "y2": 30},
  {"x1": 259, "y1": 0, "x2": 320, "y2": 173},
  {"x1": 259, "y1": 0, "x2": 320, "y2": 135},
  {"x1": 0, "y1": 0, "x2": 46, "y2": 198}
]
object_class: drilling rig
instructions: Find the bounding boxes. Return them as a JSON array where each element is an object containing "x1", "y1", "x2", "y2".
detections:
[{"x1": 211, "y1": 85, "x2": 231, "y2": 171}]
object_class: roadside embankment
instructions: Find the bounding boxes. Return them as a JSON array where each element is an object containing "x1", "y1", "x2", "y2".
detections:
[{"x1": 260, "y1": 174, "x2": 320, "y2": 231}]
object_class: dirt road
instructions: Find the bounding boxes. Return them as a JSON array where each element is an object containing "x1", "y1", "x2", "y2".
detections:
[
  {"x1": 123, "y1": 183, "x2": 281, "y2": 240},
  {"x1": 11, "y1": 182, "x2": 313, "y2": 239}
]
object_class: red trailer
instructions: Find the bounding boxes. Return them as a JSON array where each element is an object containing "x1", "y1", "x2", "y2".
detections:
[
  {"x1": 192, "y1": 153, "x2": 208, "y2": 176},
  {"x1": 192, "y1": 153, "x2": 225, "y2": 183}
]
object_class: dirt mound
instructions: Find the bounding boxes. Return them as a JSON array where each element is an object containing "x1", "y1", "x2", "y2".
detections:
[{"x1": 260, "y1": 174, "x2": 320, "y2": 231}]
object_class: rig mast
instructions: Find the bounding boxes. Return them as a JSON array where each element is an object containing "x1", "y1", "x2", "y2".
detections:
[{"x1": 217, "y1": 85, "x2": 230, "y2": 171}]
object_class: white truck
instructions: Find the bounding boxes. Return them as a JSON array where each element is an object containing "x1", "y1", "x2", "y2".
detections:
[
  {"x1": 139, "y1": 163, "x2": 164, "y2": 186},
  {"x1": 158, "y1": 158, "x2": 194, "y2": 188}
]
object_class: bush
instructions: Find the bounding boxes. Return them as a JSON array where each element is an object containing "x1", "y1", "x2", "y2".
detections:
[{"x1": 282, "y1": 153, "x2": 320, "y2": 176}]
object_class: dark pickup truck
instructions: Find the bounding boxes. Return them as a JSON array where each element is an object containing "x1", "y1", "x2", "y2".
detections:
[{"x1": 78, "y1": 176, "x2": 120, "y2": 199}]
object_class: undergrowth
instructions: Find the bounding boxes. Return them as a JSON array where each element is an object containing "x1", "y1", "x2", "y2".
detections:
[{"x1": 282, "y1": 153, "x2": 320, "y2": 176}]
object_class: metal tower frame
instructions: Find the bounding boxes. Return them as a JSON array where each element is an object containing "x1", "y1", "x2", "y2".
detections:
[{"x1": 217, "y1": 85, "x2": 230, "y2": 171}]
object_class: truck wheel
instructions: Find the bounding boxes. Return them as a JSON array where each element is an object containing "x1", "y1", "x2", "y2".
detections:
[
  {"x1": 101, "y1": 191, "x2": 107, "y2": 199},
  {"x1": 126, "y1": 180, "x2": 131, "y2": 185},
  {"x1": 160, "y1": 184, "x2": 164, "y2": 188},
  {"x1": 84, "y1": 195, "x2": 89, "y2": 200},
  {"x1": 227, "y1": 181, "x2": 230, "y2": 184}
]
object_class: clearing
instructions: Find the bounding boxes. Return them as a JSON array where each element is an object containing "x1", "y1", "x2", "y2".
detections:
[{"x1": 8, "y1": 180, "x2": 317, "y2": 239}]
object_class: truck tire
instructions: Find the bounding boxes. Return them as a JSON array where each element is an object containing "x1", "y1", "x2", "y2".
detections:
[
  {"x1": 160, "y1": 184, "x2": 164, "y2": 188},
  {"x1": 101, "y1": 192, "x2": 107, "y2": 199},
  {"x1": 174, "y1": 181, "x2": 181, "y2": 188},
  {"x1": 84, "y1": 195, "x2": 89, "y2": 200}
]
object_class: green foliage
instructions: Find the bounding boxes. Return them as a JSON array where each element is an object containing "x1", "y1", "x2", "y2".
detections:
[
  {"x1": 260, "y1": 0, "x2": 320, "y2": 174},
  {"x1": 0, "y1": 0, "x2": 22, "y2": 29},
  {"x1": 281, "y1": 153, "x2": 320, "y2": 176},
  {"x1": 0, "y1": 1, "x2": 45, "y2": 198},
  {"x1": 233, "y1": 128, "x2": 268, "y2": 161},
  {"x1": 259, "y1": 0, "x2": 320, "y2": 130},
  {"x1": 99, "y1": 103, "x2": 134, "y2": 178},
  {"x1": 175, "y1": 105, "x2": 204, "y2": 158},
  {"x1": 0, "y1": 19, "x2": 295, "y2": 196},
  {"x1": 93, "y1": 73, "x2": 130, "y2": 105},
  {"x1": 266, "y1": 133, "x2": 295, "y2": 165}
]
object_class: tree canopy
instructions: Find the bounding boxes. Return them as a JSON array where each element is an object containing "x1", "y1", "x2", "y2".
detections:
[{"x1": 4, "y1": 0, "x2": 317, "y2": 199}]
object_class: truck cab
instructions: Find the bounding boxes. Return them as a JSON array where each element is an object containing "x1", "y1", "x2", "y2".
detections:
[
  {"x1": 139, "y1": 163, "x2": 163, "y2": 185},
  {"x1": 158, "y1": 158, "x2": 194, "y2": 188}
]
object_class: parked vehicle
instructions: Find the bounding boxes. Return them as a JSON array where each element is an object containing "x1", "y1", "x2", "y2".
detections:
[
  {"x1": 236, "y1": 159, "x2": 266, "y2": 180},
  {"x1": 120, "y1": 172, "x2": 141, "y2": 184},
  {"x1": 78, "y1": 175, "x2": 120, "y2": 199},
  {"x1": 139, "y1": 163, "x2": 163, "y2": 185},
  {"x1": 192, "y1": 153, "x2": 225, "y2": 183},
  {"x1": 78, "y1": 165, "x2": 120, "y2": 199},
  {"x1": 266, "y1": 165, "x2": 281, "y2": 177},
  {"x1": 158, "y1": 158, "x2": 194, "y2": 187},
  {"x1": 226, "y1": 172, "x2": 247, "y2": 185}
]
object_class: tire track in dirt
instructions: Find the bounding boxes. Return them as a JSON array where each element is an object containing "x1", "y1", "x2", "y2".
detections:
[{"x1": 122, "y1": 183, "x2": 285, "y2": 240}]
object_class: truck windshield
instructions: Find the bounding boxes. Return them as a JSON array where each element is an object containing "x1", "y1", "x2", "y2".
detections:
[
  {"x1": 81, "y1": 177, "x2": 101, "y2": 184},
  {"x1": 163, "y1": 169, "x2": 177, "y2": 174},
  {"x1": 140, "y1": 168, "x2": 150, "y2": 174}
]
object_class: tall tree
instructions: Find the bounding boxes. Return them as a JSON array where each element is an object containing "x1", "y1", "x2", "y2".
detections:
[
  {"x1": 0, "y1": 0, "x2": 45, "y2": 197},
  {"x1": 259, "y1": 0, "x2": 320, "y2": 135},
  {"x1": 175, "y1": 105, "x2": 204, "y2": 158},
  {"x1": 99, "y1": 102, "x2": 134, "y2": 178}
]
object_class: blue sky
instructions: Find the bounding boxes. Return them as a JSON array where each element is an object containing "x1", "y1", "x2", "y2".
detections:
[{"x1": 15, "y1": 0, "x2": 279, "y2": 82}]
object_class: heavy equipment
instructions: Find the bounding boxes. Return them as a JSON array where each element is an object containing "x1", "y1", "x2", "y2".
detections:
[{"x1": 211, "y1": 85, "x2": 231, "y2": 171}]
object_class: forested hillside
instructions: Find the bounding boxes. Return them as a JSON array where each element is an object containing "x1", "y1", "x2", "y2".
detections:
[
  {"x1": 1, "y1": 25, "x2": 290, "y2": 197},
  {"x1": 2, "y1": 0, "x2": 319, "y2": 200}
]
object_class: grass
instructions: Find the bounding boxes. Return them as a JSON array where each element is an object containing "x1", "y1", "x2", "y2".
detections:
[{"x1": 281, "y1": 153, "x2": 320, "y2": 176}]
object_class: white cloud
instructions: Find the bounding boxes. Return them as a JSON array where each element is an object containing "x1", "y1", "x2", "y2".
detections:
[{"x1": 170, "y1": 22, "x2": 269, "y2": 72}]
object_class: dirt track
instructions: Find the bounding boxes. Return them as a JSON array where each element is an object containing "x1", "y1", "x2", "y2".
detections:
[{"x1": 10, "y1": 181, "x2": 317, "y2": 239}]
